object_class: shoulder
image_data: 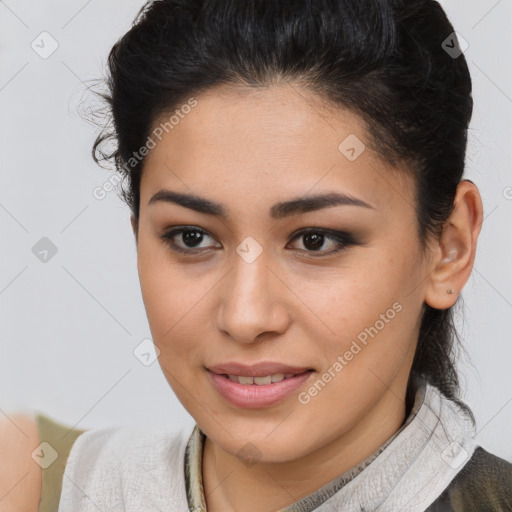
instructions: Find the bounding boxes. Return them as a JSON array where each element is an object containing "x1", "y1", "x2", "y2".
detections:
[
  {"x1": 0, "y1": 411, "x2": 87, "y2": 512},
  {"x1": 63, "y1": 421, "x2": 191, "y2": 471},
  {"x1": 450, "y1": 446, "x2": 512, "y2": 506},
  {"x1": 428, "y1": 445, "x2": 512, "y2": 511},
  {"x1": 0, "y1": 413, "x2": 41, "y2": 512},
  {"x1": 58, "y1": 422, "x2": 194, "y2": 511}
]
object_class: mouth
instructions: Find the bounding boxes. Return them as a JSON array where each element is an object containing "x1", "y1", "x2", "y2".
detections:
[
  {"x1": 205, "y1": 364, "x2": 316, "y2": 408},
  {"x1": 206, "y1": 361, "x2": 314, "y2": 378},
  {"x1": 213, "y1": 370, "x2": 314, "y2": 385}
]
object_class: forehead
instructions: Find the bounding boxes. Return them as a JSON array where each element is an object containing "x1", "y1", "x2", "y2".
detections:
[{"x1": 140, "y1": 84, "x2": 415, "y2": 216}]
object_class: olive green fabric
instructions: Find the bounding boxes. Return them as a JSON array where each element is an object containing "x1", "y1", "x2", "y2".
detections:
[
  {"x1": 426, "y1": 446, "x2": 512, "y2": 511},
  {"x1": 35, "y1": 413, "x2": 86, "y2": 512}
]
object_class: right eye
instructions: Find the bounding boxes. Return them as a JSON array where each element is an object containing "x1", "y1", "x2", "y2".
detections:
[{"x1": 158, "y1": 226, "x2": 222, "y2": 255}]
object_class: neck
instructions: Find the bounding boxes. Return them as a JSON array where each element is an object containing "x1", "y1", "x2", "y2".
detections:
[{"x1": 202, "y1": 376, "x2": 411, "y2": 512}]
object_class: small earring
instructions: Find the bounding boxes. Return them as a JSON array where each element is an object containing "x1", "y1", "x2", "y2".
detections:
[{"x1": 447, "y1": 289, "x2": 455, "y2": 294}]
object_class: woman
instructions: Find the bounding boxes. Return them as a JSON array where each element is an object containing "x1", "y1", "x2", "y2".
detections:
[{"x1": 3, "y1": 0, "x2": 511, "y2": 511}]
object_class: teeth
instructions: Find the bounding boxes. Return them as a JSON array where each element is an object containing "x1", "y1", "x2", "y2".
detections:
[
  {"x1": 254, "y1": 375, "x2": 272, "y2": 385},
  {"x1": 226, "y1": 373, "x2": 292, "y2": 385}
]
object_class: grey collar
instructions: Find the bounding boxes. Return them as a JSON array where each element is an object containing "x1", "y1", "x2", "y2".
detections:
[{"x1": 186, "y1": 374, "x2": 477, "y2": 512}]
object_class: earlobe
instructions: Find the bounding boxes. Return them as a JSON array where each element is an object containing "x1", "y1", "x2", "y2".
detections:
[
  {"x1": 424, "y1": 233, "x2": 467, "y2": 309},
  {"x1": 130, "y1": 214, "x2": 138, "y2": 244},
  {"x1": 423, "y1": 180, "x2": 483, "y2": 310}
]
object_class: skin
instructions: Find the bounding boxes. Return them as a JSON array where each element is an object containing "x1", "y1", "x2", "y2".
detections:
[
  {"x1": 0, "y1": 414, "x2": 41, "y2": 512},
  {"x1": 130, "y1": 83, "x2": 483, "y2": 512}
]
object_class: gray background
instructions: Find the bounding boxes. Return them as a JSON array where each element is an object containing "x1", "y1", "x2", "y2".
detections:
[{"x1": 1, "y1": 1, "x2": 511, "y2": 460}]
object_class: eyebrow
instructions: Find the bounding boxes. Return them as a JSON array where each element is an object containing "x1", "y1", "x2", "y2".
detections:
[{"x1": 148, "y1": 189, "x2": 374, "y2": 219}]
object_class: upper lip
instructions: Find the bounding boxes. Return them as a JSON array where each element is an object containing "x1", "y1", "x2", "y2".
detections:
[{"x1": 206, "y1": 361, "x2": 313, "y2": 377}]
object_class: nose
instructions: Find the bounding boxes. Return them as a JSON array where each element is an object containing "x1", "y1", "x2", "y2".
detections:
[{"x1": 216, "y1": 250, "x2": 291, "y2": 344}]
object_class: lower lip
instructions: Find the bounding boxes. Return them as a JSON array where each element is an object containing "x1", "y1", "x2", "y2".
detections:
[{"x1": 207, "y1": 370, "x2": 314, "y2": 409}]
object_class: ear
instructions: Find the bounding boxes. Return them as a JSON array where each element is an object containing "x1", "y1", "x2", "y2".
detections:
[
  {"x1": 424, "y1": 180, "x2": 483, "y2": 310},
  {"x1": 130, "y1": 214, "x2": 138, "y2": 245}
]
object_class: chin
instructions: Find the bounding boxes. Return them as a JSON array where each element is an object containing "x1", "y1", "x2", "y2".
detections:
[{"x1": 205, "y1": 417, "x2": 317, "y2": 463}]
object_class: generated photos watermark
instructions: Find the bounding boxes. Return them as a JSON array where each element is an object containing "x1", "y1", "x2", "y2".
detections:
[
  {"x1": 298, "y1": 301, "x2": 403, "y2": 405},
  {"x1": 93, "y1": 97, "x2": 198, "y2": 200}
]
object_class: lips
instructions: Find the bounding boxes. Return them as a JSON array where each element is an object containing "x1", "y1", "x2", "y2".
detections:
[
  {"x1": 205, "y1": 361, "x2": 315, "y2": 408},
  {"x1": 207, "y1": 366, "x2": 315, "y2": 408}
]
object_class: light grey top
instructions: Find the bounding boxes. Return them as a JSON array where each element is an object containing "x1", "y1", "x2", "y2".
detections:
[{"x1": 57, "y1": 374, "x2": 477, "y2": 511}]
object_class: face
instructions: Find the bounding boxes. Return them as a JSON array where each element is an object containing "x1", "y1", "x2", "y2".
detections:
[{"x1": 133, "y1": 84, "x2": 431, "y2": 464}]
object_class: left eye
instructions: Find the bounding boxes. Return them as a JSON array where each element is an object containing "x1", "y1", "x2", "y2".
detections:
[
  {"x1": 287, "y1": 229, "x2": 356, "y2": 256},
  {"x1": 158, "y1": 227, "x2": 356, "y2": 256}
]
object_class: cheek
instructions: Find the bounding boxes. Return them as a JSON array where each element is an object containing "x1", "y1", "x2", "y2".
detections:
[
  {"x1": 137, "y1": 238, "x2": 185, "y2": 338},
  {"x1": 137, "y1": 243, "x2": 212, "y2": 365},
  {"x1": 299, "y1": 263, "x2": 401, "y2": 334},
  {"x1": 302, "y1": 253, "x2": 418, "y2": 370}
]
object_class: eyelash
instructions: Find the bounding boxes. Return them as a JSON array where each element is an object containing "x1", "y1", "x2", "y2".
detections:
[{"x1": 158, "y1": 226, "x2": 358, "y2": 258}]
